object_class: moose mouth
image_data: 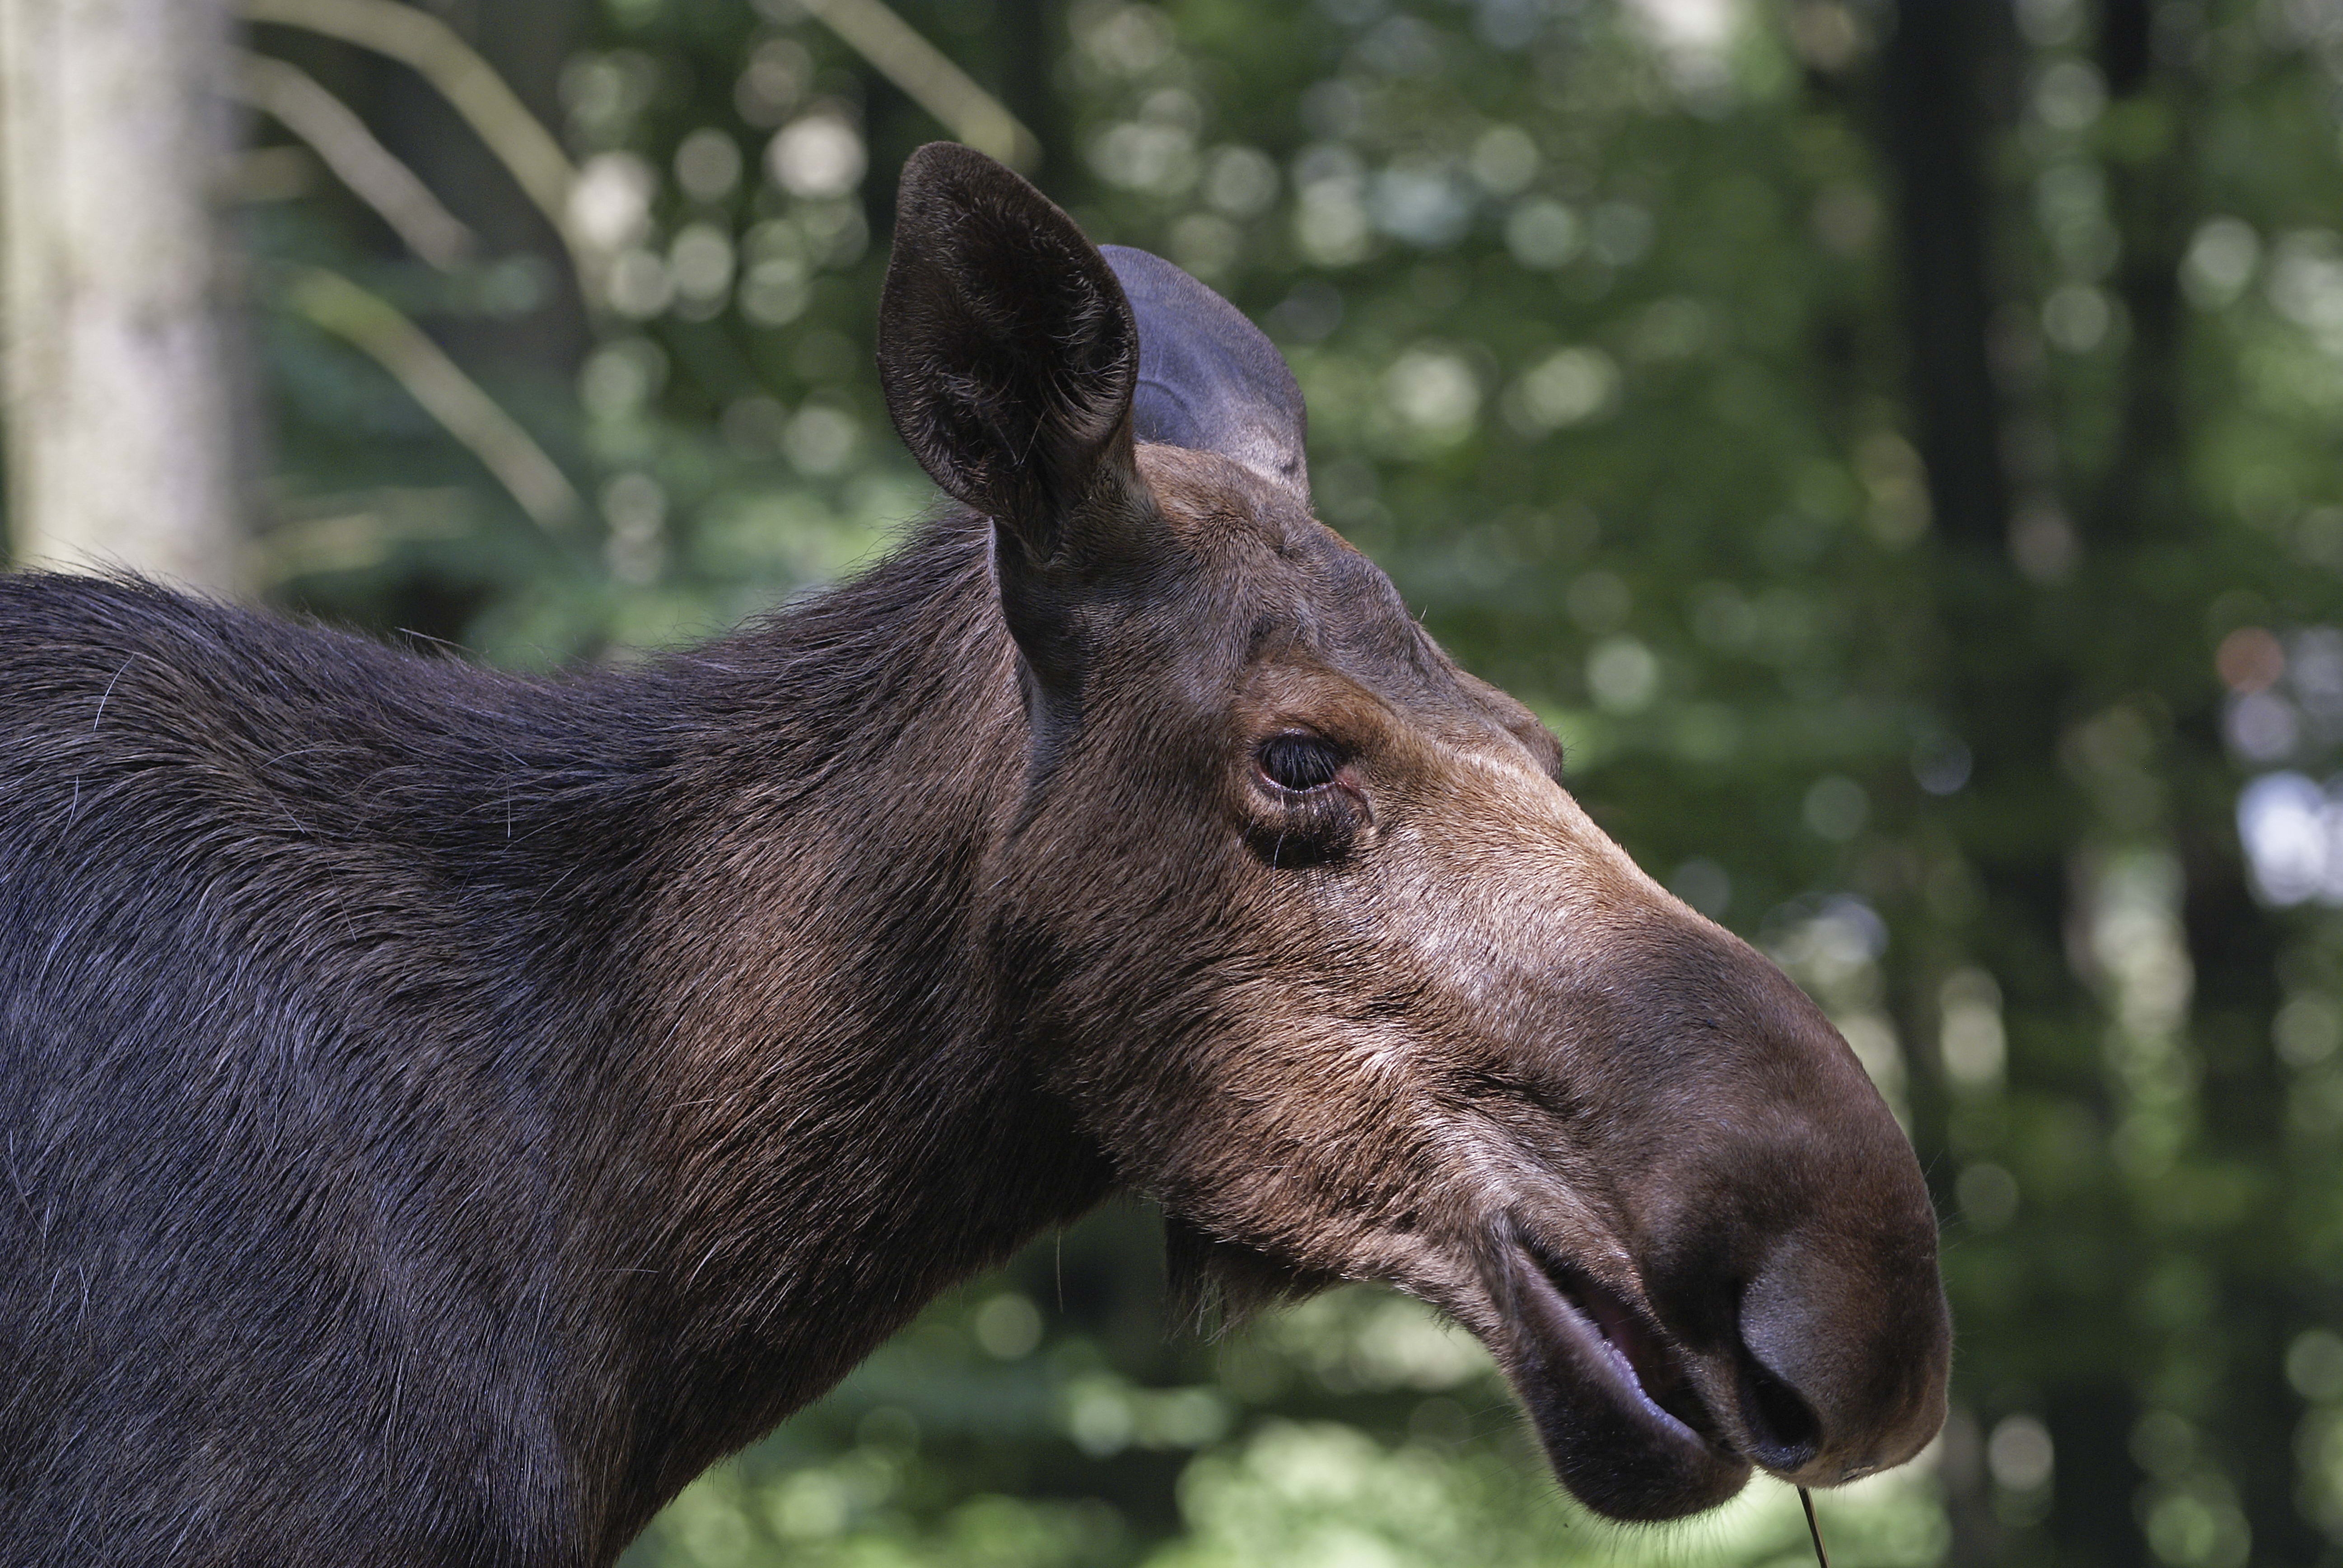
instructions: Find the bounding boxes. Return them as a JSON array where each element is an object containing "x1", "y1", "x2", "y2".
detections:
[{"x1": 1503, "y1": 1230, "x2": 1752, "y2": 1521}]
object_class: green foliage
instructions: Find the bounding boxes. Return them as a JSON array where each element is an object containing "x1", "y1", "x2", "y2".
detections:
[{"x1": 225, "y1": 0, "x2": 2343, "y2": 1562}]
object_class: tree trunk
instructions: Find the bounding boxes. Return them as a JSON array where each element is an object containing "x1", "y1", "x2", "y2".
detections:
[
  {"x1": 1879, "y1": 4, "x2": 2158, "y2": 1564},
  {"x1": 1879, "y1": 0, "x2": 2012, "y2": 551},
  {"x1": 0, "y1": 0, "x2": 248, "y2": 595}
]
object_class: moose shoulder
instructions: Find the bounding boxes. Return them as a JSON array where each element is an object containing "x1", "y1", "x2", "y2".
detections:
[{"x1": 0, "y1": 143, "x2": 1947, "y2": 1565}]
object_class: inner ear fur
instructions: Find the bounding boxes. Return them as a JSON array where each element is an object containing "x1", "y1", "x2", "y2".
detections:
[{"x1": 877, "y1": 143, "x2": 1143, "y2": 567}]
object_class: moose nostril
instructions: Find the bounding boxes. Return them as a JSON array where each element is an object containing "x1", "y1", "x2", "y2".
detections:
[{"x1": 1737, "y1": 1354, "x2": 1822, "y2": 1473}]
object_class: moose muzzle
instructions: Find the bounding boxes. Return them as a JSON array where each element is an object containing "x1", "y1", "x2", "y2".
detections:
[{"x1": 1484, "y1": 910, "x2": 1950, "y2": 1520}]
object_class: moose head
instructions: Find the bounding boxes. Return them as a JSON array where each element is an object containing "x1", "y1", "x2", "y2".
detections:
[{"x1": 875, "y1": 143, "x2": 1949, "y2": 1521}]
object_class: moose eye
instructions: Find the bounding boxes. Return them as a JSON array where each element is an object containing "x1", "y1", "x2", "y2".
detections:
[{"x1": 1258, "y1": 733, "x2": 1345, "y2": 792}]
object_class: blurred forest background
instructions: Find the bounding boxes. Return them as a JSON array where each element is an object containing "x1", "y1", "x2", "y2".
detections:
[{"x1": 3, "y1": 0, "x2": 2342, "y2": 1563}]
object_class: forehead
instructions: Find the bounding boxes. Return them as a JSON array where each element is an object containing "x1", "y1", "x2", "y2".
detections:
[{"x1": 1134, "y1": 444, "x2": 1506, "y2": 734}]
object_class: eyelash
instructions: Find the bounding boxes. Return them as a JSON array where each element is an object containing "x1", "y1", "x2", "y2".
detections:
[{"x1": 1258, "y1": 733, "x2": 1344, "y2": 792}]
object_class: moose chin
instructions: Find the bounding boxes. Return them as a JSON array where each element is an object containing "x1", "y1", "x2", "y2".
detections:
[{"x1": 0, "y1": 142, "x2": 1947, "y2": 1564}]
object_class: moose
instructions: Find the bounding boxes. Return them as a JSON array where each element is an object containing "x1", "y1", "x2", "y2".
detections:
[{"x1": 0, "y1": 143, "x2": 1947, "y2": 1564}]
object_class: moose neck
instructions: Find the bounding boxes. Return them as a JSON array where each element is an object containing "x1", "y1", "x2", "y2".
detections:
[{"x1": 542, "y1": 515, "x2": 1112, "y2": 1528}]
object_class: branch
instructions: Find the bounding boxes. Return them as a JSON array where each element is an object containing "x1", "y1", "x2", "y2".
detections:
[
  {"x1": 236, "y1": 52, "x2": 474, "y2": 270},
  {"x1": 239, "y1": 0, "x2": 578, "y2": 260},
  {"x1": 797, "y1": 0, "x2": 1039, "y2": 171},
  {"x1": 283, "y1": 266, "x2": 583, "y2": 532},
  {"x1": 254, "y1": 489, "x2": 469, "y2": 582}
]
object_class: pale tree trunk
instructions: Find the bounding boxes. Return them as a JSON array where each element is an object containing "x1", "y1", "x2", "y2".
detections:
[{"x1": 0, "y1": 0, "x2": 248, "y2": 595}]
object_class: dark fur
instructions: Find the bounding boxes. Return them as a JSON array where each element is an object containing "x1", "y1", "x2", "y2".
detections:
[
  {"x1": 0, "y1": 146, "x2": 1947, "y2": 1565},
  {"x1": 0, "y1": 537, "x2": 1078, "y2": 1562}
]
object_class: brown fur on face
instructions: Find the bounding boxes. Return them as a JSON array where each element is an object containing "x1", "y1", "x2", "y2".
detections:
[{"x1": 951, "y1": 439, "x2": 1946, "y2": 1518}]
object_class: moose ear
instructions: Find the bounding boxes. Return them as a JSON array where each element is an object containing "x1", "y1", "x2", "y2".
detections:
[
  {"x1": 1100, "y1": 246, "x2": 1310, "y2": 506},
  {"x1": 877, "y1": 144, "x2": 1142, "y2": 564}
]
